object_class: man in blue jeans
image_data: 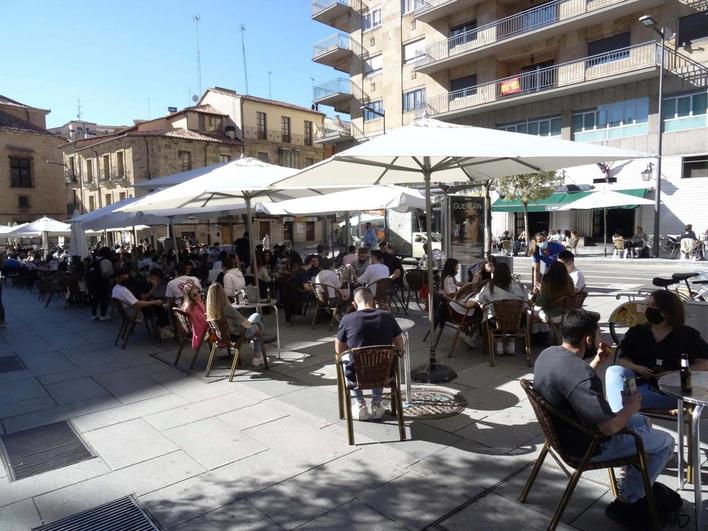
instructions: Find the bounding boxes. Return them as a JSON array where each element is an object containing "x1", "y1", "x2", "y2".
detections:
[
  {"x1": 335, "y1": 287, "x2": 403, "y2": 421},
  {"x1": 534, "y1": 309, "x2": 675, "y2": 527}
]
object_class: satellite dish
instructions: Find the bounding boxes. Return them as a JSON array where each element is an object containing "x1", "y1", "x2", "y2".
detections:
[{"x1": 192, "y1": 95, "x2": 199, "y2": 102}]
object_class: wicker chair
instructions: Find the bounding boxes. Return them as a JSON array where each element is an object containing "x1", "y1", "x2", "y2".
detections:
[
  {"x1": 608, "y1": 301, "x2": 647, "y2": 346},
  {"x1": 404, "y1": 269, "x2": 425, "y2": 310},
  {"x1": 483, "y1": 299, "x2": 531, "y2": 367},
  {"x1": 430, "y1": 283, "x2": 483, "y2": 357},
  {"x1": 172, "y1": 308, "x2": 208, "y2": 369},
  {"x1": 534, "y1": 291, "x2": 588, "y2": 345},
  {"x1": 335, "y1": 345, "x2": 405, "y2": 446},
  {"x1": 205, "y1": 317, "x2": 268, "y2": 382},
  {"x1": 519, "y1": 379, "x2": 660, "y2": 531},
  {"x1": 311, "y1": 282, "x2": 348, "y2": 329},
  {"x1": 112, "y1": 298, "x2": 158, "y2": 350},
  {"x1": 370, "y1": 277, "x2": 393, "y2": 312},
  {"x1": 500, "y1": 239, "x2": 513, "y2": 256}
]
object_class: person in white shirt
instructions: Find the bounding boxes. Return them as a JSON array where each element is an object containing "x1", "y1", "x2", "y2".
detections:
[
  {"x1": 222, "y1": 256, "x2": 246, "y2": 301},
  {"x1": 165, "y1": 262, "x2": 202, "y2": 307},
  {"x1": 558, "y1": 250, "x2": 586, "y2": 291},
  {"x1": 355, "y1": 250, "x2": 390, "y2": 296},
  {"x1": 341, "y1": 245, "x2": 357, "y2": 267},
  {"x1": 315, "y1": 257, "x2": 347, "y2": 300},
  {"x1": 112, "y1": 269, "x2": 173, "y2": 339}
]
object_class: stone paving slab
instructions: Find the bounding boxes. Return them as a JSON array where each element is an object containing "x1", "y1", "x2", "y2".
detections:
[
  {"x1": 0, "y1": 499, "x2": 42, "y2": 531},
  {"x1": 43, "y1": 376, "x2": 112, "y2": 406},
  {"x1": 72, "y1": 393, "x2": 189, "y2": 432},
  {"x1": 299, "y1": 502, "x2": 407, "y2": 531},
  {"x1": 170, "y1": 499, "x2": 282, "y2": 531}
]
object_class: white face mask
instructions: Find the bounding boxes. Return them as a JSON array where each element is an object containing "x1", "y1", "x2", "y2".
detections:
[{"x1": 538, "y1": 241, "x2": 548, "y2": 250}]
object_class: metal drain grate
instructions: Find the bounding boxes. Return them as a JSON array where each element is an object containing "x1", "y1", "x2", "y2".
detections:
[
  {"x1": 0, "y1": 355, "x2": 27, "y2": 373},
  {"x1": 0, "y1": 421, "x2": 94, "y2": 481},
  {"x1": 33, "y1": 495, "x2": 160, "y2": 531}
]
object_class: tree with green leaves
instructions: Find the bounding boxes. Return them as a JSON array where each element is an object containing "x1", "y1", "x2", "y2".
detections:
[{"x1": 495, "y1": 171, "x2": 561, "y2": 248}]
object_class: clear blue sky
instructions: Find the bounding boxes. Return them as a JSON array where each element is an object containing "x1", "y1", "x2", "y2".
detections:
[{"x1": 1, "y1": 0, "x2": 339, "y2": 128}]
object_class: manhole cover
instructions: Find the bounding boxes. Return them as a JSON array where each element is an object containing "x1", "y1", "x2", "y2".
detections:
[
  {"x1": 0, "y1": 355, "x2": 26, "y2": 373},
  {"x1": 399, "y1": 385, "x2": 467, "y2": 419},
  {"x1": 33, "y1": 495, "x2": 160, "y2": 531},
  {"x1": 0, "y1": 421, "x2": 94, "y2": 481}
]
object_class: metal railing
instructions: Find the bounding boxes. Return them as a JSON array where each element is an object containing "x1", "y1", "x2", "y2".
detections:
[
  {"x1": 313, "y1": 78, "x2": 369, "y2": 103},
  {"x1": 316, "y1": 121, "x2": 353, "y2": 140},
  {"x1": 413, "y1": 0, "x2": 455, "y2": 17},
  {"x1": 417, "y1": 42, "x2": 657, "y2": 117},
  {"x1": 312, "y1": 0, "x2": 365, "y2": 16},
  {"x1": 663, "y1": 46, "x2": 708, "y2": 88},
  {"x1": 313, "y1": 33, "x2": 367, "y2": 60},
  {"x1": 242, "y1": 126, "x2": 313, "y2": 147},
  {"x1": 415, "y1": 0, "x2": 634, "y2": 69}
]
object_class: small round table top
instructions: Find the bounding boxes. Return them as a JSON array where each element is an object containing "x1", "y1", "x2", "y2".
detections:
[
  {"x1": 395, "y1": 318, "x2": 415, "y2": 331},
  {"x1": 658, "y1": 371, "x2": 708, "y2": 406}
]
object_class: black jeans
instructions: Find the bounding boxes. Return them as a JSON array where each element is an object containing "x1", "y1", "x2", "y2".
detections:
[
  {"x1": 0, "y1": 276, "x2": 5, "y2": 323},
  {"x1": 89, "y1": 279, "x2": 111, "y2": 317},
  {"x1": 142, "y1": 306, "x2": 170, "y2": 327}
]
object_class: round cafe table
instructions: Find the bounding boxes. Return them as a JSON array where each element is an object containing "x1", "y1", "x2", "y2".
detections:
[
  {"x1": 395, "y1": 317, "x2": 415, "y2": 403},
  {"x1": 658, "y1": 371, "x2": 708, "y2": 530}
]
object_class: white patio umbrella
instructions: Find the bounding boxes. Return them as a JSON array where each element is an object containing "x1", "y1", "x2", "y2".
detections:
[
  {"x1": 560, "y1": 188, "x2": 655, "y2": 257},
  {"x1": 120, "y1": 157, "x2": 314, "y2": 292},
  {"x1": 71, "y1": 197, "x2": 179, "y2": 231},
  {"x1": 271, "y1": 117, "x2": 648, "y2": 383},
  {"x1": 68, "y1": 210, "x2": 90, "y2": 258},
  {"x1": 337, "y1": 213, "x2": 384, "y2": 227},
  {"x1": 9, "y1": 216, "x2": 71, "y2": 254}
]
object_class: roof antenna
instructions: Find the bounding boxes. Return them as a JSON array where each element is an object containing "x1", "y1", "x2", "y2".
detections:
[
  {"x1": 76, "y1": 98, "x2": 82, "y2": 120},
  {"x1": 240, "y1": 24, "x2": 249, "y2": 95},
  {"x1": 268, "y1": 71, "x2": 272, "y2": 99},
  {"x1": 193, "y1": 15, "x2": 203, "y2": 96}
]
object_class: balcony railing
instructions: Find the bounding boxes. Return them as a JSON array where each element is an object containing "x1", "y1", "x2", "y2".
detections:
[
  {"x1": 417, "y1": 42, "x2": 658, "y2": 118},
  {"x1": 313, "y1": 78, "x2": 369, "y2": 104},
  {"x1": 313, "y1": 33, "x2": 367, "y2": 60},
  {"x1": 415, "y1": 0, "x2": 638, "y2": 70},
  {"x1": 243, "y1": 126, "x2": 314, "y2": 147},
  {"x1": 312, "y1": 0, "x2": 365, "y2": 16}
]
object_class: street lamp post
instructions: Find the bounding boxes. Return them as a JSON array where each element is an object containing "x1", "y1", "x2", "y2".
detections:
[
  {"x1": 639, "y1": 15, "x2": 665, "y2": 258},
  {"x1": 360, "y1": 105, "x2": 386, "y2": 135}
]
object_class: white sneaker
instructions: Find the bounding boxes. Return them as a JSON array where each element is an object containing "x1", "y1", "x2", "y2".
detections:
[
  {"x1": 370, "y1": 403, "x2": 385, "y2": 420},
  {"x1": 251, "y1": 355, "x2": 265, "y2": 367},
  {"x1": 351, "y1": 403, "x2": 370, "y2": 421},
  {"x1": 495, "y1": 340, "x2": 504, "y2": 354},
  {"x1": 504, "y1": 340, "x2": 515, "y2": 355},
  {"x1": 464, "y1": 334, "x2": 477, "y2": 348}
]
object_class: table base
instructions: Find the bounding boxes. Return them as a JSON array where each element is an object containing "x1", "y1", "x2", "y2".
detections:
[{"x1": 411, "y1": 363, "x2": 457, "y2": 384}]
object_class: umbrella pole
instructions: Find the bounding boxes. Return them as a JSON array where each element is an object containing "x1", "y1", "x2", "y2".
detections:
[
  {"x1": 412, "y1": 162, "x2": 457, "y2": 384},
  {"x1": 344, "y1": 211, "x2": 351, "y2": 247},
  {"x1": 245, "y1": 196, "x2": 260, "y2": 298},
  {"x1": 603, "y1": 207, "x2": 607, "y2": 258},
  {"x1": 169, "y1": 217, "x2": 179, "y2": 263}
]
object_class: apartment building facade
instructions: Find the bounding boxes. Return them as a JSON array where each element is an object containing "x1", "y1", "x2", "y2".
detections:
[
  {"x1": 311, "y1": 0, "x2": 708, "y2": 242},
  {"x1": 0, "y1": 96, "x2": 67, "y2": 225},
  {"x1": 49, "y1": 120, "x2": 125, "y2": 141}
]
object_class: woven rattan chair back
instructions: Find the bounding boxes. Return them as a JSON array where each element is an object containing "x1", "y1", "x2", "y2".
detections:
[
  {"x1": 490, "y1": 299, "x2": 527, "y2": 332},
  {"x1": 608, "y1": 301, "x2": 648, "y2": 345},
  {"x1": 520, "y1": 378, "x2": 571, "y2": 460},
  {"x1": 312, "y1": 282, "x2": 336, "y2": 306},
  {"x1": 371, "y1": 277, "x2": 392, "y2": 309},
  {"x1": 173, "y1": 308, "x2": 193, "y2": 337},
  {"x1": 405, "y1": 269, "x2": 425, "y2": 291},
  {"x1": 207, "y1": 318, "x2": 232, "y2": 348},
  {"x1": 348, "y1": 345, "x2": 403, "y2": 390},
  {"x1": 112, "y1": 298, "x2": 131, "y2": 323}
]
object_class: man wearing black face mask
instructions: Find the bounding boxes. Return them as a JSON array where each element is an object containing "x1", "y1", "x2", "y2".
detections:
[
  {"x1": 605, "y1": 290, "x2": 708, "y2": 412},
  {"x1": 534, "y1": 309, "x2": 675, "y2": 528}
]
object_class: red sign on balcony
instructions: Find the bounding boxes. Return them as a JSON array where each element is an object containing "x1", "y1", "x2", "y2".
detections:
[{"x1": 500, "y1": 77, "x2": 522, "y2": 96}]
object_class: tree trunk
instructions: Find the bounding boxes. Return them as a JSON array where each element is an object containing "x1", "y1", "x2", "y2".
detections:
[{"x1": 484, "y1": 181, "x2": 493, "y2": 257}]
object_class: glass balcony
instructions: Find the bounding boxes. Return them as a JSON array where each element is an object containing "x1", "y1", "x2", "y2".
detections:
[{"x1": 312, "y1": 0, "x2": 366, "y2": 33}]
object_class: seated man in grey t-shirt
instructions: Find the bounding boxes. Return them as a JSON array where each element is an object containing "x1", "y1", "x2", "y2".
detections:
[{"x1": 533, "y1": 309, "x2": 675, "y2": 528}]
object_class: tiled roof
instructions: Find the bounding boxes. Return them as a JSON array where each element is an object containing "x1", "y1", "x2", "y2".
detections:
[
  {"x1": 0, "y1": 95, "x2": 50, "y2": 113},
  {"x1": 185, "y1": 104, "x2": 226, "y2": 116},
  {"x1": 0, "y1": 109, "x2": 58, "y2": 137},
  {"x1": 207, "y1": 87, "x2": 324, "y2": 116},
  {"x1": 131, "y1": 128, "x2": 241, "y2": 144}
]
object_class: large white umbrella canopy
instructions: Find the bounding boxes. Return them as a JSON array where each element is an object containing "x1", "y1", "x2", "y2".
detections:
[
  {"x1": 0, "y1": 225, "x2": 18, "y2": 234},
  {"x1": 271, "y1": 117, "x2": 649, "y2": 383},
  {"x1": 71, "y1": 197, "x2": 181, "y2": 231},
  {"x1": 260, "y1": 185, "x2": 426, "y2": 216},
  {"x1": 560, "y1": 187, "x2": 655, "y2": 257},
  {"x1": 338, "y1": 213, "x2": 383, "y2": 227},
  {"x1": 132, "y1": 160, "x2": 228, "y2": 189},
  {"x1": 9, "y1": 217, "x2": 71, "y2": 236}
]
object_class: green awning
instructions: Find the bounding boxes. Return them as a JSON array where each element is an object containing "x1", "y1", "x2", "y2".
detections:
[
  {"x1": 492, "y1": 191, "x2": 592, "y2": 213},
  {"x1": 492, "y1": 188, "x2": 650, "y2": 213}
]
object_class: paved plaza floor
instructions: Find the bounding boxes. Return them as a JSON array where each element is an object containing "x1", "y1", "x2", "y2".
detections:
[{"x1": 0, "y1": 266, "x2": 706, "y2": 530}]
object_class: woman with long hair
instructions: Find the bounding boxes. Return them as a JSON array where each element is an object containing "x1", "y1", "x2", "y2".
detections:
[
  {"x1": 534, "y1": 261, "x2": 575, "y2": 321},
  {"x1": 206, "y1": 283, "x2": 265, "y2": 367},
  {"x1": 440, "y1": 258, "x2": 461, "y2": 297},
  {"x1": 475, "y1": 262, "x2": 527, "y2": 355},
  {"x1": 605, "y1": 290, "x2": 708, "y2": 411},
  {"x1": 469, "y1": 256, "x2": 496, "y2": 289},
  {"x1": 180, "y1": 283, "x2": 207, "y2": 352}
]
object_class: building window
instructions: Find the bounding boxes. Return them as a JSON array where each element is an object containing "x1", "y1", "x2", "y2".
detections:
[
  {"x1": 403, "y1": 88, "x2": 426, "y2": 112},
  {"x1": 572, "y1": 98, "x2": 649, "y2": 141},
  {"x1": 586, "y1": 32, "x2": 631, "y2": 67},
  {"x1": 86, "y1": 159, "x2": 94, "y2": 182},
  {"x1": 219, "y1": 154, "x2": 231, "y2": 163},
  {"x1": 105, "y1": 194, "x2": 112, "y2": 206},
  {"x1": 88, "y1": 195, "x2": 96, "y2": 211},
  {"x1": 401, "y1": 0, "x2": 424, "y2": 15},
  {"x1": 363, "y1": 5, "x2": 382, "y2": 32},
  {"x1": 304, "y1": 157, "x2": 314, "y2": 167},
  {"x1": 678, "y1": 11, "x2": 708, "y2": 47},
  {"x1": 116, "y1": 151, "x2": 125, "y2": 177},
  {"x1": 257, "y1": 152, "x2": 269, "y2": 163},
  {"x1": 278, "y1": 148, "x2": 299, "y2": 168},
  {"x1": 68, "y1": 156, "x2": 77, "y2": 181},
  {"x1": 281, "y1": 116, "x2": 291, "y2": 143},
  {"x1": 304, "y1": 121, "x2": 313, "y2": 146},
  {"x1": 363, "y1": 100, "x2": 384, "y2": 121},
  {"x1": 178, "y1": 151, "x2": 192, "y2": 171},
  {"x1": 9, "y1": 157, "x2": 32, "y2": 188},
  {"x1": 364, "y1": 54, "x2": 383, "y2": 77},
  {"x1": 449, "y1": 20, "x2": 477, "y2": 48},
  {"x1": 499, "y1": 116, "x2": 561, "y2": 137},
  {"x1": 102, "y1": 154, "x2": 110, "y2": 179},
  {"x1": 663, "y1": 91, "x2": 708, "y2": 132},
  {"x1": 256, "y1": 112, "x2": 267, "y2": 139},
  {"x1": 403, "y1": 39, "x2": 425, "y2": 65},
  {"x1": 18, "y1": 196, "x2": 30, "y2": 209},
  {"x1": 450, "y1": 74, "x2": 477, "y2": 99},
  {"x1": 682, "y1": 155, "x2": 708, "y2": 178},
  {"x1": 119, "y1": 192, "x2": 127, "y2": 200}
]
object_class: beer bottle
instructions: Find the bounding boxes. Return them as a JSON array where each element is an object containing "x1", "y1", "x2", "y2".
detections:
[
  {"x1": 266, "y1": 287, "x2": 272, "y2": 303},
  {"x1": 680, "y1": 353, "x2": 692, "y2": 394}
]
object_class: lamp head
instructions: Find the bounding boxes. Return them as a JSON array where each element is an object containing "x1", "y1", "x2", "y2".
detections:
[{"x1": 639, "y1": 15, "x2": 657, "y2": 28}]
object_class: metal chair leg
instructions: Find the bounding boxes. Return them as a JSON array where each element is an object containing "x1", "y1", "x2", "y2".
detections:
[
  {"x1": 607, "y1": 468, "x2": 618, "y2": 497},
  {"x1": 336, "y1": 365, "x2": 345, "y2": 420},
  {"x1": 189, "y1": 343, "x2": 201, "y2": 370},
  {"x1": 344, "y1": 387, "x2": 354, "y2": 446},
  {"x1": 204, "y1": 342, "x2": 218, "y2": 377},
  {"x1": 637, "y1": 449, "x2": 661, "y2": 531},
  {"x1": 228, "y1": 347, "x2": 241, "y2": 382},
  {"x1": 520, "y1": 443, "x2": 549, "y2": 503},
  {"x1": 174, "y1": 339, "x2": 186, "y2": 365}
]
